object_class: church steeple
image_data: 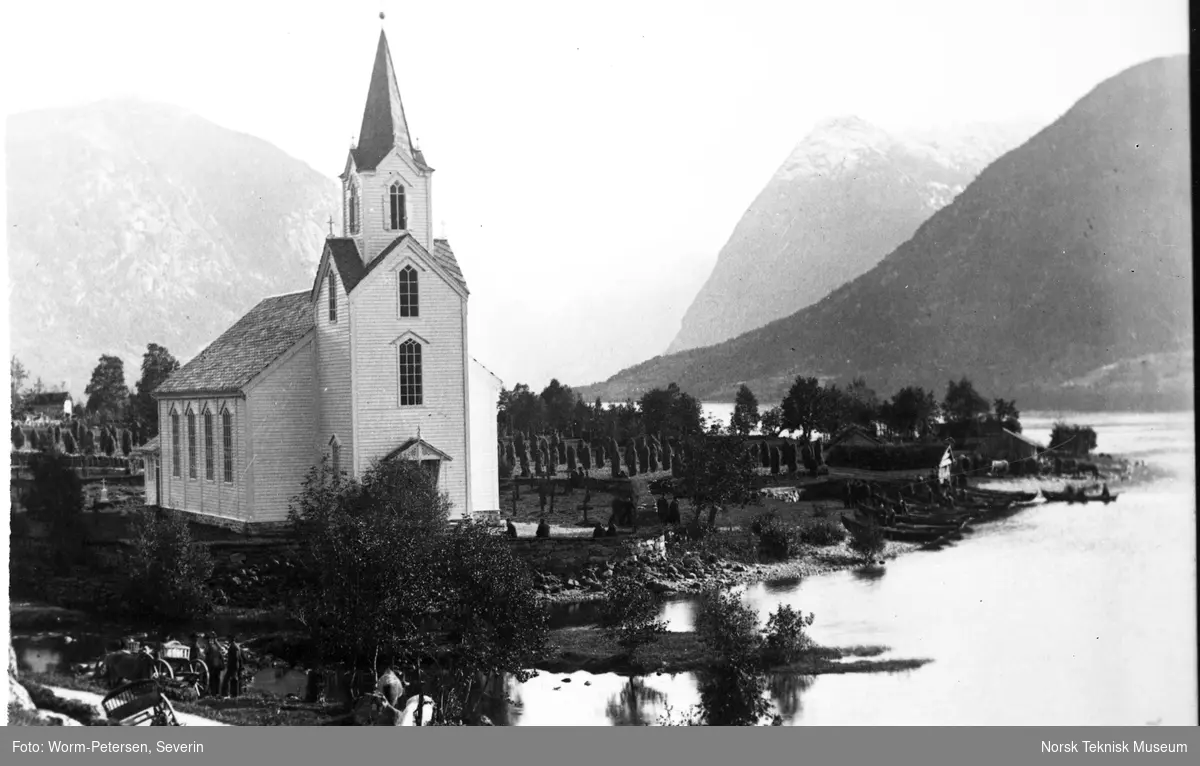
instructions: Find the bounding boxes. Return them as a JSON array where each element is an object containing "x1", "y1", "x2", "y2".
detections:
[{"x1": 352, "y1": 29, "x2": 415, "y2": 171}]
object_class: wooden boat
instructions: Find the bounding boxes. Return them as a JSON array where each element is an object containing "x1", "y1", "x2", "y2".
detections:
[
  {"x1": 964, "y1": 488, "x2": 1039, "y2": 503},
  {"x1": 841, "y1": 513, "x2": 968, "y2": 543},
  {"x1": 1042, "y1": 488, "x2": 1115, "y2": 504}
]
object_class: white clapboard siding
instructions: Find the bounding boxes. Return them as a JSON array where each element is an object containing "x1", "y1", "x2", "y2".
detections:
[
  {"x1": 245, "y1": 339, "x2": 317, "y2": 523},
  {"x1": 353, "y1": 153, "x2": 433, "y2": 263},
  {"x1": 469, "y1": 359, "x2": 502, "y2": 514},
  {"x1": 158, "y1": 396, "x2": 247, "y2": 522},
  {"x1": 144, "y1": 456, "x2": 158, "y2": 506},
  {"x1": 349, "y1": 242, "x2": 468, "y2": 516},
  {"x1": 316, "y1": 268, "x2": 355, "y2": 474}
]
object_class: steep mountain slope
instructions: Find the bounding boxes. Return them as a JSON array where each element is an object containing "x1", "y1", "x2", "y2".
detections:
[
  {"x1": 7, "y1": 100, "x2": 341, "y2": 395},
  {"x1": 583, "y1": 56, "x2": 1192, "y2": 411},
  {"x1": 666, "y1": 117, "x2": 1034, "y2": 353}
]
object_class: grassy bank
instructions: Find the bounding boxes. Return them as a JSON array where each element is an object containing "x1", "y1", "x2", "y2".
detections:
[
  {"x1": 19, "y1": 670, "x2": 348, "y2": 726},
  {"x1": 537, "y1": 627, "x2": 930, "y2": 677}
]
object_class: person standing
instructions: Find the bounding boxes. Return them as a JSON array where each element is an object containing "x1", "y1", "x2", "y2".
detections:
[
  {"x1": 204, "y1": 634, "x2": 224, "y2": 697},
  {"x1": 188, "y1": 633, "x2": 201, "y2": 664},
  {"x1": 222, "y1": 634, "x2": 243, "y2": 698}
]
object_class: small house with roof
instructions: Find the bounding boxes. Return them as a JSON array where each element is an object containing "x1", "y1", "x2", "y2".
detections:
[
  {"x1": 24, "y1": 392, "x2": 73, "y2": 420},
  {"x1": 143, "y1": 29, "x2": 500, "y2": 528}
]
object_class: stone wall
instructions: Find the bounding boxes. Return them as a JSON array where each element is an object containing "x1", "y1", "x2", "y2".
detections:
[{"x1": 505, "y1": 534, "x2": 665, "y2": 575}]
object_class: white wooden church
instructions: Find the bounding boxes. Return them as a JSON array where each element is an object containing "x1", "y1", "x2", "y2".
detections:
[{"x1": 140, "y1": 29, "x2": 502, "y2": 528}]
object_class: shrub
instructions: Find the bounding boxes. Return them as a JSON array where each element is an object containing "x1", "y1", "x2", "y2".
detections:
[
  {"x1": 846, "y1": 515, "x2": 886, "y2": 562},
  {"x1": 798, "y1": 519, "x2": 845, "y2": 546},
  {"x1": 600, "y1": 562, "x2": 668, "y2": 660},
  {"x1": 22, "y1": 681, "x2": 107, "y2": 725},
  {"x1": 122, "y1": 507, "x2": 215, "y2": 624},
  {"x1": 769, "y1": 446, "x2": 781, "y2": 475},
  {"x1": 11, "y1": 425, "x2": 25, "y2": 450},
  {"x1": 694, "y1": 588, "x2": 761, "y2": 664},
  {"x1": 566, "y1": 445, "x2": 577, "y2": 472},
  {"x1": 760, "y1": 605, "x2": 815, "y2": 666}
]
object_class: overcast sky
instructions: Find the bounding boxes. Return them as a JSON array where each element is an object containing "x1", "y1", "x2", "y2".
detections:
[{"x1": 0, "y1": 0, "x2": 1188, "y2": 393}]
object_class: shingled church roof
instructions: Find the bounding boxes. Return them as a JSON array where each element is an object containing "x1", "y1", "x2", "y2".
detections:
[{"x1": 154, "y1": 291, "x2": 315, "y2": 396}]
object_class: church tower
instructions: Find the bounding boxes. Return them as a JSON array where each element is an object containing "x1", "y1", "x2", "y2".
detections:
[{"x1": 340, "y1": 28, "x2": 435, "y2": 262}]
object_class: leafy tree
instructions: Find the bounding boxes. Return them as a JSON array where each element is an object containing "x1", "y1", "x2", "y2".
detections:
[
  {"x1": 692, "y1": 589, "x2": 771, "y2": 725},
  {"x1": 781, "y1": 376, "x2": 839, "y2": 441},
  {"x1": 760, "y1": 605, "x2": 815, "y2": 666},
  {"x1": 841, "y1": 377, "x2": 879, "y2": 428},
  {"x1": 24, "y1": 451, "x2": 86, "y2": 570},
  {"x1": 992, "y1": 398, "x2": 1022, "y2": 432},
  {"x1": 675, "y1": 426, "x2": 760, "y2": 528},
  {"x1": 540, "y1": 379, "x2": 577, "y2": 433},
  {"x1": 599, "y1": 557, "x2": 668, "y2": 661},
  {"x1": 759, "y1": 406, "x2": 784, "y2": 437},
  {"x1": 288, "y1": 457, "x2": 547, "y2": 724},
  {"x1": 942, "y1": 377, "x2": 989, "y2": 424},
  {"x1": 498, "y1": 383, "x2": 546, "y2": 435},
  {"x1": 884, "y1": 386, "x2": 940, "y2": 438},
  {"x1": 639, "y1": 383, "x2": 704, "y2": 438},
  {"x1": 10, "y1": 356, "x2": 29, "y2": 417},
  {"x1": 730, "y1": 385, "x2": 760, "y2": 436},
  {"x1": 1048, "y1": 423, "x2": 1098, "y2": 456},
  {"x1": 130, "y1": 344, "x2": 180, "y2": 437},
  {"x1": 122, "y1": 507, "x2": 215, "y2": 624},
  {"x1": 84, "y1": 355, "x2": 129, "y2": 421}
]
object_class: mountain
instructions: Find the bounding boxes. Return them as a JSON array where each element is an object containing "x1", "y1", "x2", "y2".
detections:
[
  {"x1": 6, "y1": 99, "x2": 341, "y2": 398},
  {"x1": 582, "y1": 56, "x2": 1192, "y2": 412},
  {"x1": 665, "y1": 117, "x2": 1036, "y2": 354}
]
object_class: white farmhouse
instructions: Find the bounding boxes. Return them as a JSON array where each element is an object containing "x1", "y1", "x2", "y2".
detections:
[{"x1": 141, "y1": 30, "x2": 501, "y2": 528}]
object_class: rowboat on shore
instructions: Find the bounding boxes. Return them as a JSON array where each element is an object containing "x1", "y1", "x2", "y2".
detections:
[
  {"x1": 1042, "y1": 489, "x2": 1118, "y2": 504},
  {"x1": 841, "y1": 512, "x2": 969, "y2": 543},
  {"x1": 964, "y1": 487, "x2": 1040, "y2": 503}
]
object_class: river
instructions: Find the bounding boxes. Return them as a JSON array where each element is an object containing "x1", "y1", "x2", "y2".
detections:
[{"x1": 14, "y1": 412, "x2": 1195, "y2": 725}]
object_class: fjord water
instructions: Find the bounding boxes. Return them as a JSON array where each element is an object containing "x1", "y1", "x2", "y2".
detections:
[
  {"x1": 505, "y1": 411, "x2": 1197, "y2": 725},
  {"x1": 14, "y1": 413, "x2": 1195, "y2": 725}
]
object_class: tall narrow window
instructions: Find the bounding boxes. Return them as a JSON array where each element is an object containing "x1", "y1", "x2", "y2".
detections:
[
  {"x1": 171, "y1": 412, "x2": 181, "y2": 477},
  {"x1": 398, "y1": 266, "x2": 419, "y2": 318},
  {"x1": 328, "y1": 272, "x2": 338, "y2": 323},
  {"x1": 222, "y1": 410, "x2": 233, "y2": 483},
  {"x1": 187, "y1": 411, "x2": 197, "y2": 479},
  {"x1": 330, "y1": 436, "x2": 341, "y2": 478},
  {"x1": 204, "y1": 411, "x2": 214, "y2": 480},
  {"x1": 398, "y1": 339, "x2": 423, "y2": 406},
  {"x1": 389, "y1": 182, "x2": 407, "y2": 230},
  {"x1": 348, "y1": 183, "x2": 360, "y2": 235}
]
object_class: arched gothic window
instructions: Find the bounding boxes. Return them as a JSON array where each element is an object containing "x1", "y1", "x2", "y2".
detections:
[
  {"x1": 398, "y1": 339, "x2": 423, "y2": 406},
  {"x1": 203, "y1": 410, "x2": 214, "y2": 480},
  {"x1": 222, "y1": 409, "x2": 234, "y2": 483},
  {"x1": 187, "y1": 410, "x2": 197, "y2": 479},
  {"x1": 171, "y1": 411, "x2": 181, "y2": 477},
  {"x1": 348, "y1": 182, "x2": 361, "y2": 235},
  {"x1": 389, "y1": 182, "x2": 407, "y2": 231},
  {"x1": 328, "y1": 272, "x2": 338, "y2": 323},
  {"x1": 398, "y1": 265, "x2": 419, "y2": 318}
]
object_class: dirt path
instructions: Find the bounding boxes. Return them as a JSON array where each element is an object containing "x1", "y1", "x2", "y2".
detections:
[{"x1": 45, "y1": 686, "x2": 230, "y2": 726}]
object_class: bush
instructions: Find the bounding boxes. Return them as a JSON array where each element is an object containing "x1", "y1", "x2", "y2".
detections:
[
  {"x1": 22, "y1": 680, "x2": 107, "y2": 725},
  {"x1": 600, "y1": 561, "x2": 667, "y2": 660},
  {"x1": 798, "y1": 519, "x2": 845, "y2": 546},
  {"x1": 121, "y1": 507, "x2": 215, "y2": 624},
  {"x1": 761, "y1": 605, "x2": 815, "y2": 666},
  {"x1": 846, "y1": 515, "x2": 886, "y2": 562}
]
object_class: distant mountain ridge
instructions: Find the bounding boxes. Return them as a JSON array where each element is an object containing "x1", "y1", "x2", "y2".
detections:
[
  {"x1": 6, "y1": 99, "x2": 341, "y2": 396},
  {"x1": 584, "y1": 56, "x2": 1192, "y2": 412},
  {"x1": 666, "y1": 116, "x2": 1036, "y2": 354}
]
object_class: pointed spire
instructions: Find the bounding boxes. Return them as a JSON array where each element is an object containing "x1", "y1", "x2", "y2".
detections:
[{"x1": 353, "y1": 29, "x2": 415, "y2": 171}]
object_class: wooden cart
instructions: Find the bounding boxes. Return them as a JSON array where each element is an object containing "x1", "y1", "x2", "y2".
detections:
[
  {"x1": 102, "y1": 679, "x2": 182, "y2": 726},
  {"x1": 157, "y1": 640, "x2": 210, "y2": 695}
]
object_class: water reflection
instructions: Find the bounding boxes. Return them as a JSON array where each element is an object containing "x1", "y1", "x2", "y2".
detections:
[
  {"x1": 768, "y1": 673, "x2": 814, "y2": 721},
  {"x1": 605, "y1": 676, "x2": 667, "y2": 726},
  {"x1": 850, "y1": 566, "x2": 887, "y2": 583}
]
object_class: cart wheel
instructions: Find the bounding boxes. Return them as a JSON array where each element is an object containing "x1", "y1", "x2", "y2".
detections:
[
  {"x1": 153, "y1": 659, "x2": 175, "y2": 680},
  {"x1": 191, "y1": 660, "x2": 210, "y2": 694}
]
